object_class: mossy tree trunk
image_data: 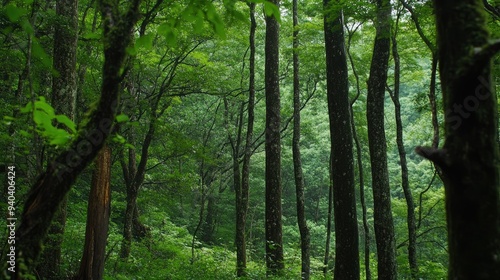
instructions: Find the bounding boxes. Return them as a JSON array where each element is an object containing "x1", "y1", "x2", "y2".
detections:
[{"x1": 417, "y1": 0, "x2": 500, "y2": 278}]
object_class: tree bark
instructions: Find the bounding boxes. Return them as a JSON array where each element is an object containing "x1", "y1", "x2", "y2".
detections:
[
  {"x1": 235, "y1": 3, "x2": 256, "y2": 276},
  {"x1": 76, "y1": 145, "x2": 111, "y2": 280},
  {"x1": 36, "y1": 0, "x2": 78, "y2": 277},
  {"x1": 13, "y1": 0, "x2": 141, "y2": 278},
  {"x1": 347, "y1": 25, "x2": 371, "y2": 280},
  {"x1": 323, "y1": 1, "x2": 360, "y2": 279},
  {"x1": 292, "y1": 1, "x2": 310, "y2": 279},
  {"x1": 389, "y1": 21, "x2": 418, "y2": 278},
  {"x1": 323, "y1": 153, "x2": 333, "y2": 275},
  {"x1": 366, "y1": 0, "x2": 397, "y2": 279},
  {"x1": 417, "y1": 0, "x2": 500, "y2": 278},
  {"x1": 265, "y1": 0, "x2": 284, "y2": 275}
]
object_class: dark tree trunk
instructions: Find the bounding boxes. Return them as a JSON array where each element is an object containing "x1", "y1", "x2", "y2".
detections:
[
  {"x1": 323, "y1": 1, "x2": 360, "y2": 279},
  {"x1": 76, "y1": 145, "x2": 111, "y2": 280},
  {"x1": 201, "y1": 193, "x2": 217, "y2": 244},
  {"x1": 366, "y1": 0, "x2": 397, "y2": 279},
  {"x1": 12, "y1": 1, "x2": 141, "y2": 278},
  {"x1": 347, "y1": 26, "x2": 371, "y2": 280},
  {"x1": 323, "y1": 152, "x2": 333, "y2": 275},
  {"x1": 350, "y1": 110, "x2": 370, "y2": 280},
  {"x1": 36, "y1": 0, "x2": 78, "y2": 277},
  {"x1": 235, "y1": 3, "x2": 256, "y2": 276},
  {"x1": 292, "y1": 1, "x2": 310, "y2": 279},
  {"x1": 389, "y1": 22, "x2": 418, "y2": 278},
  {"x1": 265, "y1": 0, "x2": 284, "y2": 275},
  {"x1": 417, "y1": 0, "x2": 500, "y2": 278},
  {"x1": 429, "y1": 55, "x2": 439, "y2": 149}
]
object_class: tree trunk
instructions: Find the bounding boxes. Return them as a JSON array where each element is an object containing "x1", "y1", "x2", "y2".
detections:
[
  {"x1": 235, "y1": 3, "x2": 256, "y2": 276},
  {"x1": 36, "y1": 0, "x2": 78, "y2": 277},
  {"x1": 347, "y1": 26, "x2": 371, "y2": 280},
  {"x1": 76, "y1": 145, "x2": 111, "y2": 280},
  {"x1": 265, "y1": 0, "x2": 284, "y2": 275},
  {"x1": 389, "y1": 22, "x2": 418, "y2": 278},
  {"x1": 201, "y1": 193, "x2": 217, "y2": 244},
  {"x1": 323, "y1": 1, "x2": 360, "y2": 279},
  {"x1": 350, "y1": 109, "x2": 370, "y2": 280},
  {"x1": 292, "y1": 1, "x2": 310, "y2": 279},
  {"x1": 366, "y1": 0, "x2": 397, "y2": 279},
  {"x1": 13, "y1": 1, "x2": 141, "y2": 277},
  {"x1": 323, "y1": 153, "x2": 333, "y2": 275},
  {"x1": 417, "y1": 0, "x2": 500, "y2": 278},
  {"x1": 120, "y1": 185, "x2": 138, "y2": 258}
]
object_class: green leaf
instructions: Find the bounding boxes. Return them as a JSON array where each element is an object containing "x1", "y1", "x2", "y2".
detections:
[
  {"x1": 126, "y1": 45, "x2": 137, "y2": 56},
  {"x1": 263, "y1": 2, "x2": 281, "y2": 22},
  {"x1": 20, "y1": 102, "x2": 33, "y2": 113},
  {"x1": 49, "y1": 134, "x2": 71, "y2": 146},
  {"x1": 115, "y1": 114, "x2": 130, "y2": 123},
  {"x1": 34, "y1": 97, "x2": 55, "y2": 117},
  {"x1": 32, "y1": 39, "x2": 52, "y2": 69},
  {"x1": 136, "y1": 33, "x2": 154, "y2": 50},
  {"x1": 4, "y1": 4, "x2": 27, "y2": 22},
  {"x1": 55, "y1": 114, "x2": 77, "y2": 134},
  {"x1": 112, "y1": 134, "x2": 126, "y2": 144}
]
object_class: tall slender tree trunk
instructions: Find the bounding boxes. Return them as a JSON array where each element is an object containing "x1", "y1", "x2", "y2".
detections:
[
  {"x1": 76, "y1": 145, "x2": 111, "y2": 280},
  {"x1": 347, "y1": 26, "x2": 371, "y2": 280},
  {"x1": 37, "y1": 0, "x2": 78, "y2": 277},
  {"x1": 265, "y1": 0, "x2": 284, "y2": 275},
  {"x1": 350, "y1": 110, "x2": 370, "y2": 280},
  {"x1": 366, "y1": 0, "x2": 397, "y2": 279},
  {"x1": 236, "y1": 3, "x2": 256, "y2": 276},
  {"x1": 323, "y1": 1, "x2": 360, "y2": 279},
  {"x1": 389, "y1": 19, "x2": 418, "y2": 278},
  {"x1": 292, "y1": 1, "x2": 310, "y2": 279},
  {"x1": 417, "y1": 0, "x2": 500, "y2": 278}
]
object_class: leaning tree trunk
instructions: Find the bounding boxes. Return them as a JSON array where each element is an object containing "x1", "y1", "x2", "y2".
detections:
[
  {"x1": 12, "y1": 0, "x2": 141, "y2": 278},
  {"x1": 37, "y1": 0, "x2": 78, "y2": 277},
  {"x1": 366, "y1": 0, "x2": 397, "y2": 279},
  {"x1": 323, "y1": 1, "x2": 360, "y2": 279},
  {"x1": 76, "y1": 145, "x2": 112, "y2": 280},
  {"x1": 416, "y1": 0, "x2": 500, "y2": 278},
  {"x1": 292, "y1": 0, "x2": 311, "y2": 279},
  {"x1": 265, "y1": 0, "x2": 284, "y2": 275}
]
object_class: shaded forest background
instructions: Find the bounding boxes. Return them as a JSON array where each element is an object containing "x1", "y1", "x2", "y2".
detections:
[{"x1": 1, "y1": 0, "x2": 500, "y2": 279}]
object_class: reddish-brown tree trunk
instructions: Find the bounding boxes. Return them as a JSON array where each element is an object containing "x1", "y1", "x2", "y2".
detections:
[{"x1": 76, "y1": 145, "x2": 112, "y2": 280}]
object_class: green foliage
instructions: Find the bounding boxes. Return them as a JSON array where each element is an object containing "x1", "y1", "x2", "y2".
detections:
[{"x1": 16, "y1": 96, "x2": 76, "y2": 146}]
